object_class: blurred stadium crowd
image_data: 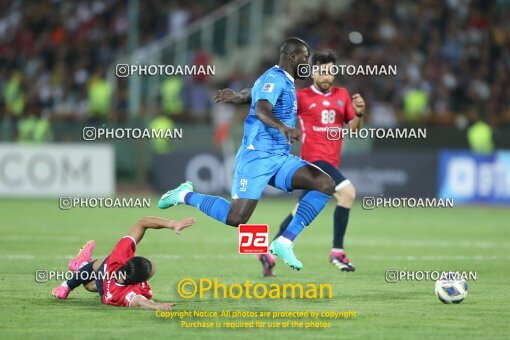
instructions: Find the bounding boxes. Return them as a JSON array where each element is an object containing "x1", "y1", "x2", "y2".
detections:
[
  {"x1": 284, "y1": 0, "x2": 510, "y2": 128},
  {"x1": 0, "y1": 0, "x2": 223, "y2": 141},
  {"x1": 0, "y1": 0, "x2": 509, "y2": 143}
]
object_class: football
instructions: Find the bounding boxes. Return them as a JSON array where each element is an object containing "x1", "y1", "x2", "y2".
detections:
[{"x1": 435, "y1": 277, "x2": 469, "y2": 304}]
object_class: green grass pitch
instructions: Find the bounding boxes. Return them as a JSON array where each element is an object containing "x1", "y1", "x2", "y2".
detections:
[{"x1": 0, "y1": 198, "x2": 509, "y2": 339}]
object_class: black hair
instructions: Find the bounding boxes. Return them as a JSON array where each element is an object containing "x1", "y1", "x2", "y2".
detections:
[
  {"x1": 118, "y1": 256, "x2": 152, "y2": 285},
  {"x1": 280, "y1": 37, "x2": 310, "y2": 55},
  {"x1": 311, "y1": 51, "x2": 337, "y2": 66}
]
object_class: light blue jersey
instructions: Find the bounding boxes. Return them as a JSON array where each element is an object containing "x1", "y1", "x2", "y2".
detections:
[
  {"x1": 242, "y1": 65, "x2": 297, "y2": 155},
  {"x1": 232, "y1": 66, "x2": 308, "y2": 200}
]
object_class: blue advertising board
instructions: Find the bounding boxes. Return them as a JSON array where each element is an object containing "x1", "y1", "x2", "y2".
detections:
[{"x1": 438, "y1": 150, "x2": 510, "y2": 204}]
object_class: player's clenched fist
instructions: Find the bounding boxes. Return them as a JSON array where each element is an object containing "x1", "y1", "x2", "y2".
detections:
[
  {"x1": 351, "y1": 93, "x2": 365, "y2": 114},
  {"x1": 279, "y1": 125, "x2": 300, "y2": 144}
]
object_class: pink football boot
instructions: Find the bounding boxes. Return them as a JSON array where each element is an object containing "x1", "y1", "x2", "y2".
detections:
[
  {"x1": 52, "y1": 285, "x2": 71, "y2": 299},
  {"x1": 68, "y1": 240, "x2": 95, "y2": 271},
  {"x1": 329, "y1": 249, "x2": 355, "y2": 272},
  {"x1": 257, "y1": 253, "x2": 276, "y2": 277}
]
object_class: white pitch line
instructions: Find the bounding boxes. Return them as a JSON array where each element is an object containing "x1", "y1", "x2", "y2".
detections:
[
  {"x1": 1, "y1": 236, "x2": 80, "y2": 242},
  {"x1": 1, "y1": 254, "x2": 508, "y2": 261},
  {"x1": 346, "y1": 239, "x2": 510, "y2": 249},
  {"x1": 2, "y1": 238, "x2": 508, "y2": 249}
]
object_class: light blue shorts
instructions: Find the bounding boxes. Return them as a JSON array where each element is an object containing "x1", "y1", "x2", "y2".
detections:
[{"x1": 231, "y1": 147, "x2": 308, "y2": 200}]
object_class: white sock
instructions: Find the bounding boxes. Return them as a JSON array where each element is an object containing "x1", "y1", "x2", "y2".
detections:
[
  {"x1": 78, "y1": 261, "x2": 88, "y2": 269},
  {"x1": 61, "y1": 281, "x2": 68, "y2": 288},
  {"x1": 178, "y1": 189, "x2": 191, "y2": 203},
  {"x1": 332, "y1": 248, "x2": 344, "y2": 253},
  {"x1": 277, "y1": 236, "x2": 293, "y2": 246}
]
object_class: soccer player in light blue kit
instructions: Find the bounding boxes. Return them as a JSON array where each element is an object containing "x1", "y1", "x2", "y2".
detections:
[{"x1": 159, "y1": 37, "x2": 335, "y2": 270}]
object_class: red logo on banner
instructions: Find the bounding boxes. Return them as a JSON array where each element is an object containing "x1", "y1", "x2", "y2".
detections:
[{"x1": 238, "y1": 224, "x2": 269, "y2": 254}]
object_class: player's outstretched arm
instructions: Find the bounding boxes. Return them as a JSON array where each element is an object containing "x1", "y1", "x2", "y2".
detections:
[
  {"x1": 214, "y1": 88, "x2": 252, "y2": 105},
  {"x1": 127, "y1": 216, "x2": 196, "y2": 244},
  {"x1": 255, "y1": 100, "x2": 300, "y2": 144},
  {"x1": 130, "y1": 295, "x2": 176, "y2": 310}
]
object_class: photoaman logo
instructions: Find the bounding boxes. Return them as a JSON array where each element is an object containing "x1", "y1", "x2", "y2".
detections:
[{"x1": 238, "y1": 224, "x2": 269, "y2": 254}]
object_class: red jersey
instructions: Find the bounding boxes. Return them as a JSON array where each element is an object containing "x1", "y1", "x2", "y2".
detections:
[
  {"x1": 297, "y1": 85, "x2": 356, "y2": 167},
  {"x1": 101, "y1": 236, "x2": 153, "y2": 307}
]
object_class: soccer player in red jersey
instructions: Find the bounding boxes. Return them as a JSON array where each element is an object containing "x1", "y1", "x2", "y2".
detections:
[
  {"x1": 51, "y1": 216, "x2": 195, "y2": 309},
  {"x1": 214, "y1": 51, "x2": 365, "y2": 275}
]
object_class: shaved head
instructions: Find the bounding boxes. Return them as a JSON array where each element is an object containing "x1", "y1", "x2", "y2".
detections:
[
  {"x1": 280, "y1": 37, "x2": 310, "y2": 56},
  {"x1": 278, "y1": 37, "x2": 311, "y2": 80}
]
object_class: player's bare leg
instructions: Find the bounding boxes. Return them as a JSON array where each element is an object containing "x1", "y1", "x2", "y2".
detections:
[
  {"x1": 81, "y1": 258, "x2": 106, "y2": 292},
  {"x1": 290, "y1": 165, "x2": 336, "y2": 195},
  {"x1": 225, "y1": 198, "x2": 258, "y2": 227},
  {"x1": 331, "y1": 183, "x2": 356, "y2": 271},
  {"x1": 270, "y1": 165, "x2": 334, "y2": 270},
  {"x1": 84, "y1": 280, "x2": 97, "y2": 292},
  {"x1": 334, "y1": 183, "x2": 355, "y2": 208}
]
